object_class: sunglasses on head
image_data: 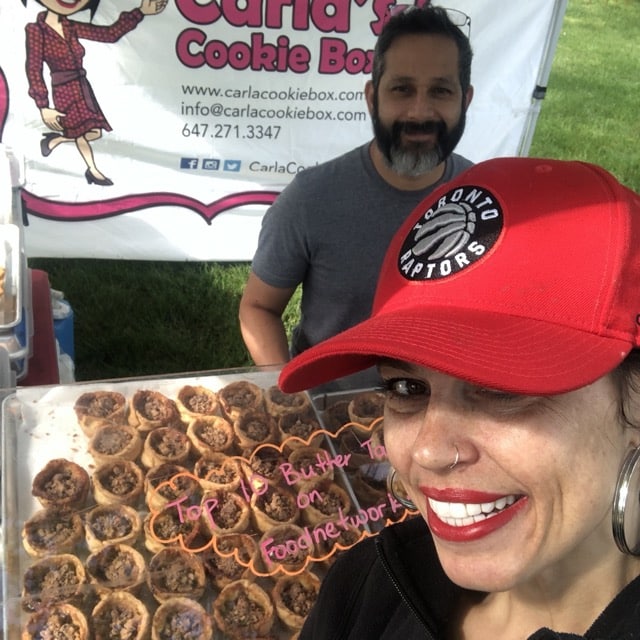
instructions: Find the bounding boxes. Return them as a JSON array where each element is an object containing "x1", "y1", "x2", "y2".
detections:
[{"x1": 385, "y1": 2, "x2": 471, "y2": 38}]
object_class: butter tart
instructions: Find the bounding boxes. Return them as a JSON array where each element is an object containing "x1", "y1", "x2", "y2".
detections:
[
  {"x1": 128, "y1": 389, "x2": 183, "y2": 433},
  {"x1": 259, "y1": 524, "x2": 312, "y2": 573},
  {"x1": 301, "y1": 482, "x2": 352, "y2": 527},
  {"x1": 286, "y1": 446, "x2": 335, "y2": 492},
  {"x1": 143, "y1": 505, "x2": 201, "y2": 554},
  {"x1": 200, "y1": 489, "x2": 251, "y2": 537},
  {"x1": 88, "y1": 423, "x2": 143, "y2": 466},
  {"x1": 312, "y1": 518, "x2": 363, "y2": 566},
  {"x1": 22, "y1": 603, "x2": 89, "y2": 640},
  {"x1": 86, "y1": 543, "x2": 147, "y2": 596},
  {"x1": 151, "y1": 597, "x2": 213, "y2": 640},
  {"x1": 145, "y1": 463, "x2": 201, "y2": 512},
  {"x1": 176, "y1": 384, "x2": 219, "y2": 420},
  {"x1": 321, "y1": 399, "x2": 350, "y2": 433},
  {"x1": 84, "y1": 504, "x2": 142, "y2": 553},
  {"x1": 193, "y1": 453, "x2": 242, "y2": 493},
  {"x1": 251, "y1": 485, "x2": 299, "y2": 534},
  {"x1": 272, "y1": 569, "x2": 321, "y2": 630},
  {"x1": 147, "y1": 548, "x2": 206, "y2": 603},
  {"x1": 212, "y1": 579, "x2": 275, "y2": 638},
  {"x1": 93, "y1": 460, "x2": 144, "y2": 507},
  {"x1": 141, "y1": 426, "x2": 191, "y2": 469},
  {"x1": 241, "y1": 445, "x2": 287, "y2": 489},
  {"x1": 22, "y1": 507, "x2": 83, "y2": 558},
  {"x1": 347, "y1": 390, "x2": 385, "y2": 434},
  {"x1": 31, "y1": 458, "x2": 90, "y2": 510},
  {"x1": 264, "y1": 385, "x2": 311, "y2": 417},
  {"x1": 91, "y1": 591, "x2": 150, "y2": 640},
  {"x1": 278, "y1": 411, "x2": 323, "y2": 451},
  {"x1": 351, "y1": 461, "x2": 389, "y2": 507},
  {"x1": 233, "y1": 411, "x2": 277, "y2": 453},
  {"x1": 186, "y1": 415, "x2": 235, "y2": 456},
  {"x1": 202, "y1": 532, "x2": 259, "y2": 590},
  {"x1": 218, "y1": 380, "x2": 264, "y2": 422},
  {"x1": 74, "y1": 390, "x2": 127, "y2": 437},
  {"x1": 22, "y1": 553, "x2": 86, "y2": 612}
]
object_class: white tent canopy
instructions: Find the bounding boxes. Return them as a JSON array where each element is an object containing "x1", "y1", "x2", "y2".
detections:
[{"x1": 0, "y1": 0, "x2": 567, "y2": 260}]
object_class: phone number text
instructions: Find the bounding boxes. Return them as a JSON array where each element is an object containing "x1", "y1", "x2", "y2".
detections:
[{"x1": 182, "y1": 123, "x2": 281, "y2": 139}]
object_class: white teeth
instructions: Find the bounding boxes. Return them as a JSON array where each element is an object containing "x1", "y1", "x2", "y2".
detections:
[{"x1": 428, "y1": 495, "x2": 518, "y2": 527}]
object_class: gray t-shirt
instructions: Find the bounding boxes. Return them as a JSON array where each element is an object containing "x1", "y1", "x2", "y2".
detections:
[{"x1": 252, "y1": 142, "x2": 473, "y2": 358}]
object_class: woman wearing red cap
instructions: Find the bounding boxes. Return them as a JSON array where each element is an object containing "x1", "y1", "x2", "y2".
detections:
[{"x1": 280, "y1": 157, "x2": 640, "y2": 639}]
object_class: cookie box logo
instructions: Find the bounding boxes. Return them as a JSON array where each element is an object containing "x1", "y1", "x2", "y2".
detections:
[{"x1": 398, "y1": 185, "x2": 504, "y2": 280}]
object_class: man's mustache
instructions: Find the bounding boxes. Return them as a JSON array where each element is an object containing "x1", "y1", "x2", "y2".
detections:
[{"x1": 394, "y1": 120, "x2": 446, "y2": 136}]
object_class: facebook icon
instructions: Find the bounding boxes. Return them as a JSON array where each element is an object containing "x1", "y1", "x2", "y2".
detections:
[{"x1": 180, "y1": 158, "x2": 199, "y2": 169}]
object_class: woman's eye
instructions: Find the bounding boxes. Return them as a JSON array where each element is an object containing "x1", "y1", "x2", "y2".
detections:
[{"x1": 383, "y1": 378, "x2": 427, "y2": 397}]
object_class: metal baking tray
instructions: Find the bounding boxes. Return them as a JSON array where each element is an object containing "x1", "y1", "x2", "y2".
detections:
[{"x1": 0, "y1": 369, "x2": 399, "y2": 639}]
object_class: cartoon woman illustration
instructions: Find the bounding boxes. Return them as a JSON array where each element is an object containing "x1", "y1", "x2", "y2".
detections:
[{"x1": 24, "y1": 0, "x2": 167, "y2": 186}]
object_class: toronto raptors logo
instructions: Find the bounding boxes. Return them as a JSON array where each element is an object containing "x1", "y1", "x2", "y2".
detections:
[{"x1": 398, "y1": 185, "x2": 503, "y2": 280}]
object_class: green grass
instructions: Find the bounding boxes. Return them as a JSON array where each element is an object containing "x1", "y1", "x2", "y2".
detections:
[{"x1": 28, "y1": 0, "x2": 640, "y2": 382}]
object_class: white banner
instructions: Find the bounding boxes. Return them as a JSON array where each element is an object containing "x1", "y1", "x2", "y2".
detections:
[{"x1": 0, "y1": 0, "x2": 566, "y2": 260}]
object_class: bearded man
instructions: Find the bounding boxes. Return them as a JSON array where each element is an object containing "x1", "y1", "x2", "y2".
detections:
[{"x1": 240, "y1": 5, "x2": 474, "y2": 385}]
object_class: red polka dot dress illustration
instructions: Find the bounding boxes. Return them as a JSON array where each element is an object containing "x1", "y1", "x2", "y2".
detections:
[{"x1": 24, "y1": 0, "x2": 167, "y2": 186}]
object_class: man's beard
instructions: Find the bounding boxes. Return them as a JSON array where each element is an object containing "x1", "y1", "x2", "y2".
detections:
[{"x1": 372, "y1": 100, "x2": 467, "y2": 178}]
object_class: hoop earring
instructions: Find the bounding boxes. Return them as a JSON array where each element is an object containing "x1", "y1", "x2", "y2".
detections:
[
  {"x1": 386, "y1": 467, "x2": 416, "y2": 510},
  {"x1": 612, "y1": 446, "x2": 640, "y2": 555}
]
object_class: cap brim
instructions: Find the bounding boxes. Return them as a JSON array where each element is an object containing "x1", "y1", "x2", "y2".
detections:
[{"x1": 279, "y1": 306, "x2": 632, "y2": 395}]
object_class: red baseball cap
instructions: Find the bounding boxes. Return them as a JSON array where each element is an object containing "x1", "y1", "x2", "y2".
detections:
[{"x1": 280, "y1": 157, "x2": 640, "y2": 395}]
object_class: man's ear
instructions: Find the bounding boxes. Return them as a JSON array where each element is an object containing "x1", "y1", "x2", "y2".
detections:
[
  {"x1": 464, "y1": 85, "x2": 474, "y2": 110},
  {"x1": 365, "y1": 80, "x2": 375, "y2": 117}
]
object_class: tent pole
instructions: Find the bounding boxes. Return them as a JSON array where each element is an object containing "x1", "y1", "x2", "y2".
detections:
[{"x1": 517, "y1": 0, "x2": 569, "y2": 156}]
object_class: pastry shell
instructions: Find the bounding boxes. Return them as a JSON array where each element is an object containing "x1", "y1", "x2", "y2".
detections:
[
  {"x1": 347, "y1": 391, "x2": 385, "y2": 434},
  {"x1": 31, "y1": 458, "x2": 90, "y2": 510},
  {"x1": 93, "y1": 460, "x2": 144, "y2": 507},
  {"x1": 147, "y1": 547, "x2": 206, "y2": 603},
  {"x1": 144, "y1": 463, "x2": 201, "y2": 512},
  {"x1": 83, "y1": 503, "x2": 142, "y2": 553},
  {"x1": 218, "y1": 380, "x2": 264, "y2": 422},
  {"x1": 22, "y1": 507, "x2": 83, "y2": 558},
  {"x1": 241, "y1": 445, "x2": 287, "y2": 489},
  {"x1": 212, "y1": 579, "x2": 275, "y2": 638},
  {"x1": 22, "y1": 602, "x2": 88, "y2": 640},
  {"x1": 286, "y1": 446, "x2": 335, "y2": 492},
  {"x1": 143, "y1": 505, "x2": 201, "y2": 554},
  {"x1": 202, "y1": 532, "x2": 259, "y2": 590},
  {"x1": 128, "y1": 390, "x2": 183, "y2": 433},
  {"x1": 272, "y1": 569, "x2": 321, "y2": 630},
  {"x1": 200, "y1": 489, "x2": 251, "y2": 537},
  {"x1": 264, "y1": 385, "x2": 311, "y2": 417},
  {"x1": 233, "y1": 411, "x2": 277, "y2": 453},
  {"x1": 186, "y1": 415, "x2": 235, "y2": 456},
  {"x1": 278, "y1": 411, "x2": 323, "y2": 451},
  {"x1": 193, "y1": 453, "x2": 242, "y2": 493},
  {"x1": 250, "y1": 485, "x2": 300, "y2": 534},
  {"x1": 73, "y1": 391, "x2": 127, "y2": 437},
  {"x1": 259, "y1": 524, "x2": 312, "y2": 574},
  {"x1": 301, "y1": 482, "x2": 352, "y2": 528},
  {"x1": 91, "y1": 591, "x2": 150, "y2": 640},
  {"x1": 140, "y1": 426, "x2": 191, "y2": 469},
  {"x1": 22, "y1": 553, "x2": 87, "y2": 612},
  {"x1": 88, "y1": 423, "x2": 143, "y2": 466},
  {"x1": 176, "y1": 384, "x2": 219, "y2": 420},
  {"x1": 151, "y1": 597, "x2": 213, "y2": 640},
  {"x1": 321, "y1": 399, "x2": 350, "y2": 433},
  {"x1": 86, "y1": 543, "x2": 147, "y2": 596}
]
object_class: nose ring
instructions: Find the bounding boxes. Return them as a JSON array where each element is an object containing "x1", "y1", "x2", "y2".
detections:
[{"x1": 449, "y1": 445, "x2": 459, "y2": 470}]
